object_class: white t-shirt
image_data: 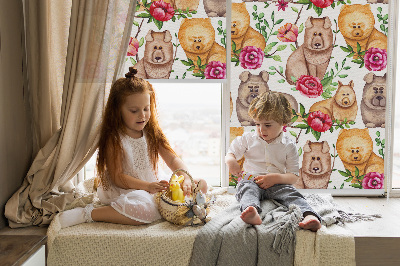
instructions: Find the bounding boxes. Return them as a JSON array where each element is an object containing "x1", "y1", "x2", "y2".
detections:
[{"x1": 227, "y1": 131, "x2": 299, "y2": 176}]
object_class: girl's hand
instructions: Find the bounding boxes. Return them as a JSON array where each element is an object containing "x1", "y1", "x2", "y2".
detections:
[
  {"x1": 182, "y1": 178, "x2": 192, "y2": 196},
  {"x1": 146, "y1": 180, "x2": 169, "y2": 194},
  {"x1": 254, "y1": 174, "x2": 279, "y2": 189}
]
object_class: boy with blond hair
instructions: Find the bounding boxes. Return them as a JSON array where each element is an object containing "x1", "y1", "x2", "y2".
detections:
[{"x1": 226, "y1": 91, "x2": 321, "y2": 231}]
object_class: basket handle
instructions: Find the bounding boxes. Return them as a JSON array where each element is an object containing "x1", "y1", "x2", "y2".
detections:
[{"x1": 170, "y1": 169, "x2": 196, "y2": 196}]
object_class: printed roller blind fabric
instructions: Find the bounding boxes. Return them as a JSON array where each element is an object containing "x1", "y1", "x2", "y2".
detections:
[
  {"x1": 126, "y1": 0, "x2": 227, "y2": 79},
  {"x1": 126, "y1": 0, "x2": 391, "y2": 192}
]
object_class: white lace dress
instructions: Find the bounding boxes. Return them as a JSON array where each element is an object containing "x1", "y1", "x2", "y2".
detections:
[{"x1": 97, "y1": 133, "x2": 163, "y2": 223}]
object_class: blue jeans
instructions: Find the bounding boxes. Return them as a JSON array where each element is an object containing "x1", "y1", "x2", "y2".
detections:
[{"x1": 235, "y1": 180, "x2": 321, "y2": 221}]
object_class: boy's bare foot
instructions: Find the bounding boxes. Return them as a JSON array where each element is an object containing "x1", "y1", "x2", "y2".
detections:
[
  {"x1": 240, "y1": 206, "x2": 262, "y2": 225},
  {"x1": 299, "y1": 214, "x2": 321, "y2": 232}
]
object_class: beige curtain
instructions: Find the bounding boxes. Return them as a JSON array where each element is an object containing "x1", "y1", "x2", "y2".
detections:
[
  {"x1": 5, "y1": 0, "x2": 136, "y2": 228},
  {"x1": 24, "y1": 0, "x2": 72, "y2": 156}
]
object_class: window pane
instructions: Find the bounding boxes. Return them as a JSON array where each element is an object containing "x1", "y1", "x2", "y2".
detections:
[
  {"x1": 154, "y1": 83, "x2": 222, "y2": 187},
  {"x1": 85, "y1": 150, "x2": 98, "y2": 181}
]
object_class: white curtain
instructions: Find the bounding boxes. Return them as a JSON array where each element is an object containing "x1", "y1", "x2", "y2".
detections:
[{"x1": 5, "y1": 0, "x2": 136, "y2": 227}]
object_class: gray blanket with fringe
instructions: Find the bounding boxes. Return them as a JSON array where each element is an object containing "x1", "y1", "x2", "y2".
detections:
[{"x1": 189, "y1": 193, "x2": 381, "y2": 266}]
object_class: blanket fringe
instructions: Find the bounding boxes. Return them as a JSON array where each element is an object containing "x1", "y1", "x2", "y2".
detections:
[
  {"x1": 337, "y1": 210, "x2": 382, "y2": 224},
  {"x1": 272, "y1": 205, "x2": 303, "y2": 254}
]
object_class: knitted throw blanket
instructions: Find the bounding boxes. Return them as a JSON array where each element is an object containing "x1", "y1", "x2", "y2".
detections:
[{"x1": 189, "y1": 193, "x2": 381, "y2": 266}]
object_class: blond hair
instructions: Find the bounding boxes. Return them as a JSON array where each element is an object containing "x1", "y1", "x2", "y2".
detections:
[{"x1": 248, "y1": 91, "x2": 293, "y2": 125}]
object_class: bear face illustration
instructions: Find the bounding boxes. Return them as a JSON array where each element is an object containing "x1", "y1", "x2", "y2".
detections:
[
  {"x1": 337, "y1": 128, "x2": 373, "y2": 165},
  {"x1": 361, "y1": 73, "x2": 386, "y2": 128},
  {"x1": 363, "y1": 73, "x2": 386, "y2": 110},
  {"x1": 236, "y1": 71, "x2": 270, "y2": 126},
  {"x1": 238, "y1": 72, "x2": 269, "y2": 108},
  {"x1": 302, "y1": 141, "x2": 331, "y2": 175},
  {"x1": 334, "y1": 81, "x2": 357, "y2": 108},
  {"x1": 336, "y1": 128, "x2": 384, "y2": 176},
  {"x1": 338, "y1": 4, "x2": 375, "y2": 41},
  {"x1": 178, "y1": 18, "x2": 215, "y2": 54},
  {"x1": 295, "y1": 140, "x2": 332, "y2": 189},
  {"x1": 231, "y1": 3, "x2": 250, "y2": 39},
  {"x1": 143, "y1": 30, "x2": 174, "y2": 65},
  {"x1": 303, "y1": 17, "x2": 333, "y2": 51}
]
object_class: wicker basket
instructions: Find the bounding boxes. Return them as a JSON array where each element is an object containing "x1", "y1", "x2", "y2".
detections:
[{"x1": 155, "y1": 169, "x2": 210, "y2": 226}]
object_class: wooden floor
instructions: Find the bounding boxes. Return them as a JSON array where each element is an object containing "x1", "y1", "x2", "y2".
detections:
[{"x1": 1, "y1": 197, "x2": 400, "y2": 265}]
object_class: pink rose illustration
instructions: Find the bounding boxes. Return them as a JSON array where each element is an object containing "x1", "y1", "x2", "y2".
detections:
[
  {"x1": 362, "y1": 172, "x2": 384, "y2": 189},
  {"x1": 277, "y1": 23, "x2": 298, "y2": 42},
  {"x1": 127, "y1": 37, "x2": 139, "y2": 56},
  {"x1": 149, "y1": 0, "x2": 174, "y2": 22},
  {"x1": 364, "y1": 47, "x2": 387, "y2": 71},
  {"x1": 307, "y1": 111, "x2": 332, "y2": 132},
  {"x1": 239, "y1": 46, "x2": 264, "y2": 69},
  {"x1": 310, "y1": 0, "x2": 334, "y2": 8},
  {"x1": 204, "y1": 61, "x2": 226, "y2": 79},
  {"x1": 296, "y1": 75, "x2": 323, "y2": 98}
]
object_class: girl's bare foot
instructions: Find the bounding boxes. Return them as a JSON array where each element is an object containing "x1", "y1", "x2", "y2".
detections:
[
  {"x1": 299, "y1": 215, "x2": 321, "y2": 232},
  {"x1": 240, "y1": 206, "x2": 262, "y2": 225}
]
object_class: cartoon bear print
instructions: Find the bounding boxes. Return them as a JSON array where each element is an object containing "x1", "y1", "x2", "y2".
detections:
[
  {"x1": 231, "y1": 3, "x2": 266, "y2": 54},
  {"x1": 236, "y1": 71, "x2": 298, "y2": 126},
  {"x1": 229, "y1": 126, "x2": 246, "y2": 174},
  {"x1": 366, "y1": 0, "x2": 389, "y2": 4},
  {"x1": 285, "y1": 16, "x2": 333, "y2": 85},
  {"x1": 242, "y1": 0, "x2": 293, "y2": 2},
  {"x1": 338, "y1": 4, "x2": 387, "y2": 58},
  {"x1": 336, "y1": 128, "x2": 384, "y2": 179},
  {"x1": 178, "y1": 18, "x2": 226, "y2": 71},
  {"x1": 135, "y1": 30, "x2": 174, "y2": 79},
  {"x1": 230, "y1": 127, "x2": 244, "y2": 144},
  {"x1": 309, "y1": 80, "x2": 358, "y2": 122},
  {"x1": 150, "y1": 0, "x2": 200, "y2": 11},
  {"x1": 294, "y1": 140, "x2": 332, "y2": 189},
  {"x1": 361, "y1": 73, "x2": 386, "y2": 128},
  {"x1": 203, "y1": 0, "x2": 226, "y2": 17}
]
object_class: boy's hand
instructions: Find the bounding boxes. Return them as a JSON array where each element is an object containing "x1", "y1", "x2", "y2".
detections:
[
  {"x1": 146, "y1": 180, "x2": 169, "y2": 194},
  {"x1": 254, "y1": 173, "x2": 280, "y2": 189},
  {"x1": 228, "y1": 162, "x2": 242, "y2": 177}
]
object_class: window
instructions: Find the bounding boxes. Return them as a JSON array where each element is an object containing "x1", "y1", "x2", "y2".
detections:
[
  {"x1": 80, "y1": 83, "x2": 223, "y2": 187},
  {"x1": 154, "y1": 82, "x2": 222, "y2": 187}
]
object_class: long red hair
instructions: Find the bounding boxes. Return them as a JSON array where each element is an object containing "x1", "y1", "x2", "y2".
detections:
[{"x1": 96, "y1": 68, "x2": 176, "y2": 189}]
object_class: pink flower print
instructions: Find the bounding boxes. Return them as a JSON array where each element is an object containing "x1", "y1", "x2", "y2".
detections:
[
  {"x1": 277, "y1": 23, "x2": 298, "y2": 42},
  {"x1": 283, "y1": 125, "x2": 287, "y2": 132},
  {"x1": 204, "y1": 61, "x2": 226, "y2": 79},
  {"x1": 149, "y1": 0, "x2": 174, "y2": 22},
  {"x1": 295, "y1": 75, "x2": 323, "y2": 98},
  {"x1": 127, "y1": 37, "x2": 139, "y2": 56},
  {"x1": 239, "y1": 46, "x2": 264, "y2": 69},
  {"x1": 310, "y1": 0, "x2": 334, "y2": 8},
  {"x1": 364, "y1": 48, "x2": 387, "y2": 71},
  {"x1": 276, "y1": 0, "x2": 289, "y2": 11},
  {"x1": 362, "y1": 172, "x2": 384, "y2": 189},
  {"x1": 307, "y1": 111, "x2": 332, "y2": 132}
]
